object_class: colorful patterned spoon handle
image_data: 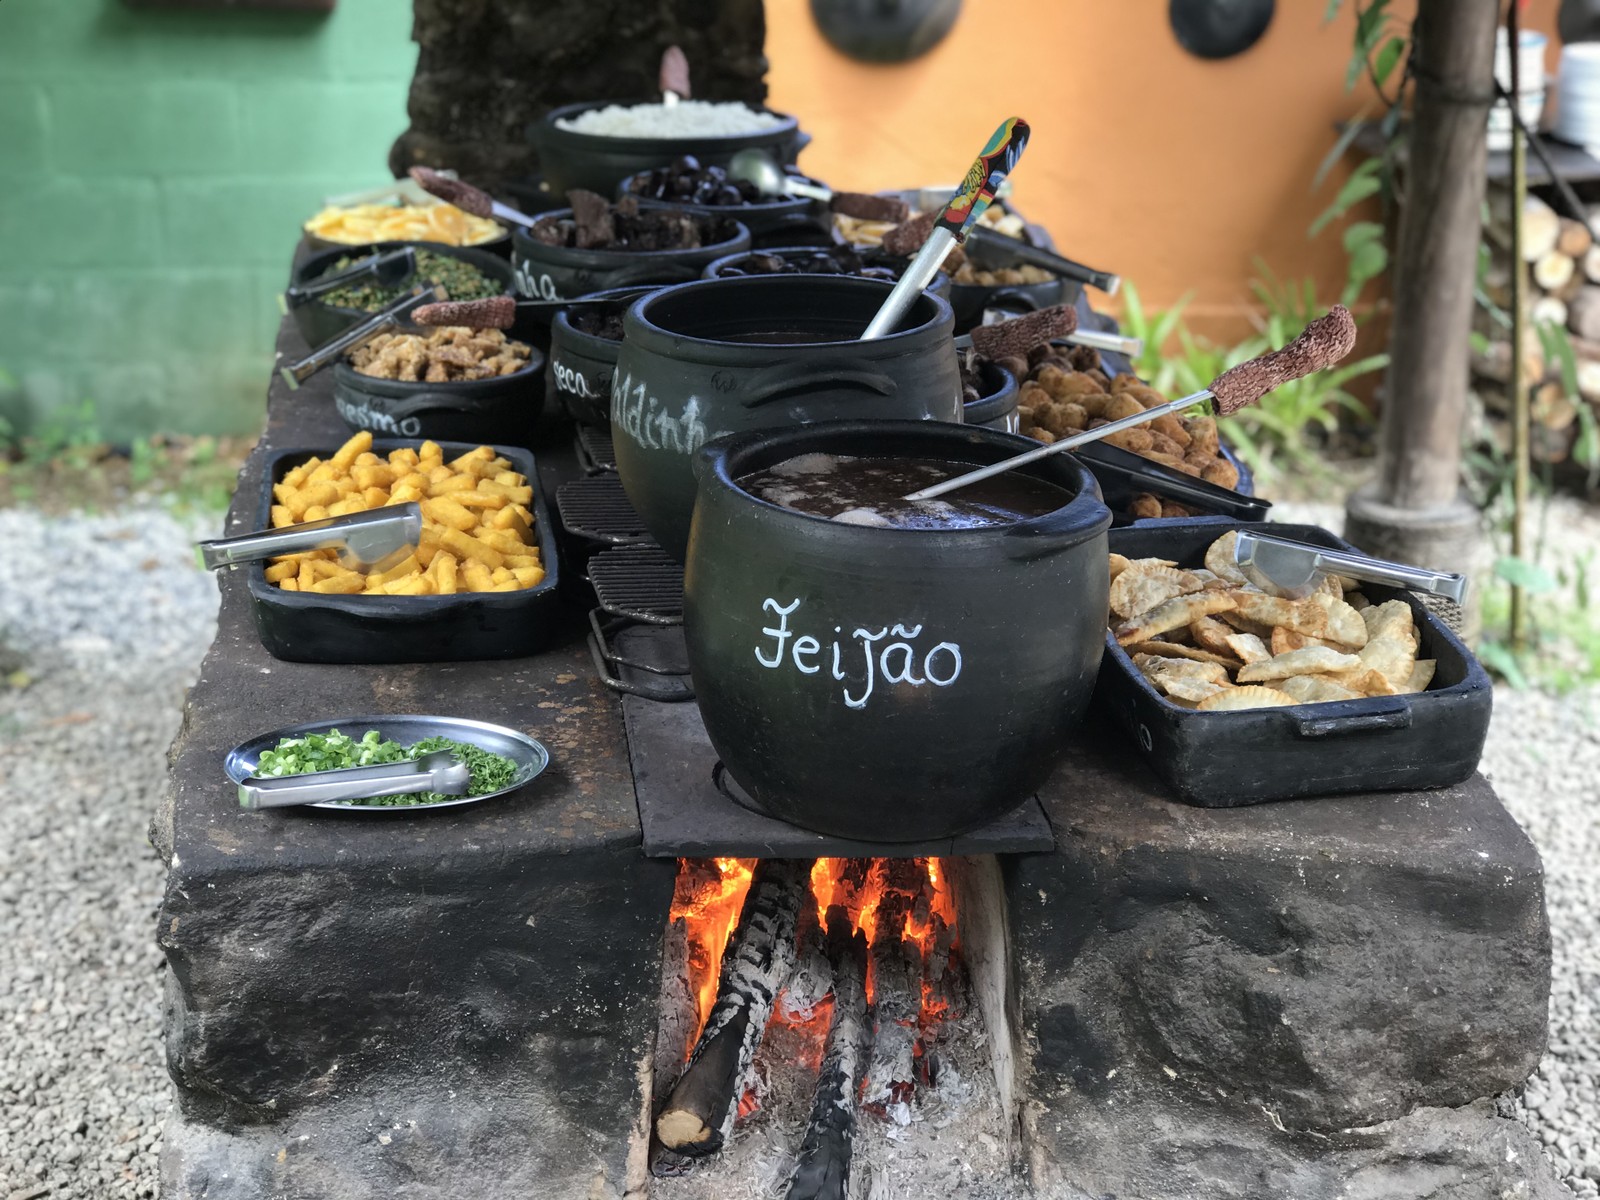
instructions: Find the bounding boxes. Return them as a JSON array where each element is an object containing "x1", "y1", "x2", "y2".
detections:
[{"x1": 936, "y1": 116, "x2": 1030, "y2": 241}]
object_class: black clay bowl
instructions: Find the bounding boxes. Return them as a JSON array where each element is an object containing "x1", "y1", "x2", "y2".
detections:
[
  {"x1": 248, "y1": 439, "x2": 559, "y2": 664},
  {"x1": 546, "y1": 286, "x2": 645, "y2": 426},
  {"x1": 301, "y1": 226, "x2": 511, "y2": 260},
  {"x1": 631, "y1": 194, "x2": 829, "y2": 248},
  {"x1": 947, "y1": 272, "x2": 1072, "y2": 335},
  {"x1": 702, "y1": 245, "x2": 953, "y2": 302},
  {"x1": 962, "y1": 360, "x2": 1020, "y2": 432},
  {"x1": 684, "y1": 420, "x2": 1112, "y2": 842},
  {"x1": 534, "y1": 99, "x2": 806, "y2": 197},
  {"x1": 611, "y1": 273, "x2": 962, "y2": 561},
  {"x1": 511, "y1": 212, "x2": 751, "y2": 305},
  {"x1": 288, "y1": 241, "x2": 515, "y2": 349},
  {"x1": 331, "y1": 345, "x2": 546, "y2": 449}
]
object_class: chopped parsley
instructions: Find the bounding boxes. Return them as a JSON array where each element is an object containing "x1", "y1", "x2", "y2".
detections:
[{"x1": 251, "y1": 728, "x2": 520, "y2": 806}]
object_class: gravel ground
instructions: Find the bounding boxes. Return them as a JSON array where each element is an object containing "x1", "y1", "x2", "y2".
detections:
[
  {"x1": 0, "y1": 498, "x2": 1597, "y2": 1199},
  {"x1": 0, "y1": 505, "x2": 222, "y2": 1200}
]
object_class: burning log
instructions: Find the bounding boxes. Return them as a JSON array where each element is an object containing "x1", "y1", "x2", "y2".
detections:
[
  {"x1": 656, "y1": 858, "x2": 810, "y2": 1155},
  {"x1": 779, "y1": 896, "x2": 833, "y2": 1023},
  {"x1": 862, "y1": 860, "x2": 923, "y2": 1118},
  {"x1": 922, "y1": 909, "x2": 967, "y2": 1027},
  {"x1": 650, "y1": 915, "x2": 698, "y2": 1178},
  {"x1": 784, "y1": 906, "x2": 870, "y2": 1200}
]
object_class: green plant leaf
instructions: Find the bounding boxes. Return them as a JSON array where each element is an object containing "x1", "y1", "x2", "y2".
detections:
[
  {"x1": 1372, "y1": 35, "x2": 1405, "y2": 87},
  {"x1": 1314, "y1": 114, "x2": 1372, "y2": 191},
  {"x1": 1310, "y1": 164, "x2": 1382, "y2": 237},
  {"x1": 1476, "y1": 639, "x2": 1530, "y2": 689},
  {"x1": 1342, "y1": 220, "x2": 1384, "y2": 251},
  {"x1": 1494, "y1": 555, "x2": 1559, "y2": 593}
]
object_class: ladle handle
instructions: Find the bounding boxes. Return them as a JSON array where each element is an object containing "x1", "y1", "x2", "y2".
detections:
[{"x1": 967, "y1": 226, "x2": 1120, "y2": 294}]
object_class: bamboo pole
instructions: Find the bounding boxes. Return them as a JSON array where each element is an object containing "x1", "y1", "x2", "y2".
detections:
[{"x1": 1509, "y1": 1, "x2": 1531, "y2": 648}]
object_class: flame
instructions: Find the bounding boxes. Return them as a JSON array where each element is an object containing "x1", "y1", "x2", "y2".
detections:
[{"x1": 669, "y1": 855, "x2": 963, "y2": 1111}]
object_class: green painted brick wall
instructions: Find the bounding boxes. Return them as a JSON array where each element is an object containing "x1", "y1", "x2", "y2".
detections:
[{"x1": 0, "y1": 0, "x2": 418, "y2": 444}]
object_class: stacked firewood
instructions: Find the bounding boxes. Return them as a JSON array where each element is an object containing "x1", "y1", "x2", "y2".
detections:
[
  {"x1": 1475, "y1": 190, "x2": 1600, "y2": 463},
  {"x1": 652, "y1": 858, "x2": 967, "y2": 1200}
]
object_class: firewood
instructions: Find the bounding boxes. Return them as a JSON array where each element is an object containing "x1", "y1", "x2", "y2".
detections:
[
  {"x1": 1558, "y1": 217, "x2": 1594, "y2": 259},
  {"x1": 779, "y1": 898, "x2": 833, "y2": 1023},
  {"x1": 1585, "y1": 245, "x2": 1600, "y2": 285},
  {"x1": 649, "y1": 916, "x2": 700, "y2": 1178},
  {"x1": 1532, "y1": 295, "x2": 1569, "y2": 330},
  {"x1": 922, "y1": 910, "x2": 967, "y2": 1028},
  {"x1": 784, "y1": 907, "x2": 870, "y2": 1200},
  {"x1": 656, "y1": 858, "x2": 810, "y2": 1155},
  {"x1": 861, "y1": 860, "x2": 924, "y2": 1118},
  {"x1": 1521, "y1": 195, "x2": 1561, "y2": 262},
  {"x1": 1570, "y1": 287, "x2": 1600, "y2": 343},
  {"x1": 1533, "y1": 382, "x2": 1579, "y2": 432},
  {"x1": 1578, "y1": 359, "x2": 1600, "y2": 403},
  {"x1": 1533, "y1": 251, "x2": 1575, "y2": 293}
]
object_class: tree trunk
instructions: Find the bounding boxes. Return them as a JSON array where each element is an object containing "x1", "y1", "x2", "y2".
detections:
[
  {"x1": 656, "y1": 858, "x2": 809, "y2": 1156},
  {"x1": 390, "y1": 0, "x2": 769, "y2": 189},
  {"x1": 784, "y1": 906, "x2": 871, "y2": 1200},
  {"x1": 1373, "y1": 0, "x2": 1499, "y2": 510}
]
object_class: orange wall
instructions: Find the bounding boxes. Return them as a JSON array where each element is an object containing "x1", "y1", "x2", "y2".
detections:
[{"x1": 766, "y1": 0, "x2": 1561, "y2": 340}]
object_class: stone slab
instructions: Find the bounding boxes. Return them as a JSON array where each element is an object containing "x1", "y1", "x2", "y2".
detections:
[
  {"x1": 157, "y1": 313, "x2": 672, "y2": 1199},
  {"x1": 1009, "y1": 716, "x2": 1551, "y2": 1144}
]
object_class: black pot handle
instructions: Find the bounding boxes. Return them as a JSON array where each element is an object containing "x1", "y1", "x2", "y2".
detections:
[
  {"x1": 1290, "y1": 696, "x2": 1413, "y2": 739},
  {"x1": 981, "y1": 285, "x2": 1047, "y2": 314},
  {"x1": 739, "y1": 366, "x2": 899, "y2": 410}
]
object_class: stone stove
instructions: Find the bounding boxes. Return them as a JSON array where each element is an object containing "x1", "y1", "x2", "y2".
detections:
[{"x1": 154, "y1": 314, "x2": 1567, "y2": 1199}]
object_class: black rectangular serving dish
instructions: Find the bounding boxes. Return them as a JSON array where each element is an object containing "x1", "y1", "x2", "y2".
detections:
[
  {"x1": 248, "y1": 439, "x2": 561, "y2": 664},
  {"x1": 1095, "y1": 521, "x2": 1492, "y2": 807},
  {"x1": 1077, "y1": 441, "x2": 1269, "y2": 527}
]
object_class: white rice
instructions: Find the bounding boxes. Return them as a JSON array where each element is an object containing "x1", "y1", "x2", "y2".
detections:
[{"x1": 555, "y1": 100, "x2": 784, "y2": 139}]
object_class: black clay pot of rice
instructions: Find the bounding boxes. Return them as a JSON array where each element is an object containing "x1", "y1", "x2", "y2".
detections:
[
  {"x1": 534, "y1": 99, "x2": 807, "y2": 197},
  {"x1": 611, "y1": 274, "x2": 962, "y2": 561},
  {"x1": 683, "y1": 420, "x2": 1112, "y2": 842},
  {"x1": 331, "y1": 352, "x2": 546, "y2": 447},
  {"x1": 546, "y1": 287, "x2": 642, "y2": 426},
  {"x1": 512, "y1": 211, "x2": 751, "y2": 304},
  {"x1": 287, "y1": 242, "x2": 514, "y2": 349},
  {"x1": 962, "y1": 360, "x2": 1020, "y2": 432},
  {"x1": 702, "y1": 245, "x2": 953, "y2": 303}
]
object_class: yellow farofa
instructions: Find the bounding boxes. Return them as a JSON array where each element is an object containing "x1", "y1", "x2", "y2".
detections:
[
  {"x1": 267, "y1": 432, "x2": 544, "y2": 596},
  {"x1": 303, "y1": 201, "x2": 504, "y2": 247}
]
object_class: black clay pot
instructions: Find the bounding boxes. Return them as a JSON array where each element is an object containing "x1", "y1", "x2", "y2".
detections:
[
  {"x1": 684, "y1": 420, "x2": 1112, "y2": 842},
  {"x1": 511, "y1": 212, "x2": 751, "y2": 304},
  {"x1": 632, "y1": 194, "x2": 830, "y2": 248},
  {"x1": 301, "y1": 228, "x2": 511, "y2": 260},
  {"x1": 546, "y1": 287, "x2": 640, "y2": 426},
  {"x1": 288, "y1": 242, "x2": 514, "y2": 349},
  {"x1": 702, "y1": 245, "x2": 953, "y2": 303},
  {"x1": 331, "y1": 352, "x2": 546, "y2": 448},
  {"x1": 611, "y1": 274, "x2": 963, "y2": 561},
  {"x1": 947, "y1": 274, "x2": 1071, "y2": 335},
  {"x1": 962, "y1": 361, "x2": 1019, "y2": 432},
  {"x1": 534, "y1": 99, "x2": 808, "y2": 197}
]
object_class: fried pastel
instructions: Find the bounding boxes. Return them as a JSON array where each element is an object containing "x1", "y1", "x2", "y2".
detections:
[
  {"x1": 1189, "y1": 614, "x2": 1238, "y2": 656},
  {"x1": 1197, "y1": 685, "x2": 1297, "y2": 711},
  {"x1": 1325, "y1": 667, "x2": 1399, "y2": 696},
  {"x1": 1227, "y1": 590, "x2": 1337, "y2": 638},
  {"x1": 1204, "y1": 531, "x2": 1250, "y2": 586},
  {"x1": 1132, "y1": 653, "x2": 1232, "y2": 685},
  {"x1": 1157, "y1": 676, "x2": 1231, "y2": 704},
  {"x1": 1115, "y1": 591, "x2": 1237, "y2": 645},
  {"x1": 1362, "y1": 599, "x2": 1415, "y2": 642},
  {"x1": 1223, "y1": 632, "x2": 1271, "y2": 664},
  {"x1": 1218, "y1": 610, "x2": 1278, "y2": 639},
  {"x1": 1357, "y1": 631, "x2": 1418, "y2": 688},
  {"x1": 1311, "y1": 593, "x2": 1368, "y2": 648},
  {"x1": 1345, "y1": 591, "x2": 1371, "y2": 611},
  {"x1": 1270, "y1": 626, "x2": 1338, "y2": 655},
  {"x1": 1278, "y1": 675, "x2": 1365, "y2": 704},
  {"x1": 1129, "y1": 641, "x2": 1241, "y2": 669},
  {"x1": 1401, "y1": 659, "x2": 1437, "y2": 694},
  {"x1": 1237, "y1": 645, "x2": 1363, "y2": 682},
  {"x1": 1110, "y1": 564, "x2": 1206, "y2": 619},
  {"x1": 1108, "y1": 552, "x2": 1131, "y2": 582}
]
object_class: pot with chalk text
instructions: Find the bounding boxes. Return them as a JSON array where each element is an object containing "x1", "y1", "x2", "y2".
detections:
[
  {"x1": 683, "y1": 420, "x2": 1112, "y2": 842},
  {"x1": 611, "y1": 274, "x2": 963, "y2": 561}
]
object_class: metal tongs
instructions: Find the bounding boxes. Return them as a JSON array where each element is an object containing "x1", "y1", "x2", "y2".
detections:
[
  {"x1": 196, "y1": 504, "x2": 422, "y2": 575},
  {"x1": 280, "y1": 247, "x2": 417, "y2": 312},
  {"x1": 279, "y1": 285, "x2": 445, "y2": 389},
  {"x1": 238, "y1": 750, "x2": 469, "y2": 809},
  {"x1": 1233, "y1": 530, "x2": 1468, "y2": 603}
]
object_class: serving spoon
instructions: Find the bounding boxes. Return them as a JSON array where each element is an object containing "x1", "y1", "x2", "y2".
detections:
[{"x1": 902, "y1": 305, "x2": 1359, "y2": 502}]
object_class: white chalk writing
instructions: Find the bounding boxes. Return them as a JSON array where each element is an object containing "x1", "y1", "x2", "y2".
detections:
[
  {"x1": 611, "y1": 369, "x2": 732, "y2": 456},
  {"x1": 334, "y1": 395, "x2": 422, "y2": 438},
  {"x1": 753, "y1": 598, "x2": 962, "y2": 709}
]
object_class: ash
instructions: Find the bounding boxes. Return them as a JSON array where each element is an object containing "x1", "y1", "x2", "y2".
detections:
[{"x1": 652, "y1": 1003, "x2": 1017, "y2": 1200}]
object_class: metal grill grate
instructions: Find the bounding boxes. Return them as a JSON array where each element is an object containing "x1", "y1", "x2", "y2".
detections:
[
  {"x1": 575, "y1": 426, "x2": 617, "y2": 475},
  {"x1": 587, "y1": 544, "x2": 684, "y2": 624},
  {"x1": 555, "y1": 476, "x2": 651, "y2": 545}
]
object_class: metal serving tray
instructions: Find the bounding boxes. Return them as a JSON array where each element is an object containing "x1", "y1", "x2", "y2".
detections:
[{"x1": 224, "y1": 715, "x2": 550, "y2": 813}]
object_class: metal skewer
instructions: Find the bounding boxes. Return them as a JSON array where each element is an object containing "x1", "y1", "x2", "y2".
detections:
[{"x1": 410, "y1": 167, "x2": 539, "y2": 231}]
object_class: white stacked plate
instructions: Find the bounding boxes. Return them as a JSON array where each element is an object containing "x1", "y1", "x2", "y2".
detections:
[
  {"x1": 1553, "y1": 42, "x2": 1600, "y2": 151},
  {"x1": 1490, "y1": 29, "x2": 1548, "y2": 151}
]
